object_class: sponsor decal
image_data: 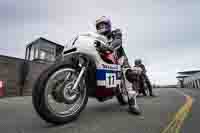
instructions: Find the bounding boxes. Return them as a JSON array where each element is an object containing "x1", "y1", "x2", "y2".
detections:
[{"x1": 102, "y1": 64, "x2": 119, "y2": 70}]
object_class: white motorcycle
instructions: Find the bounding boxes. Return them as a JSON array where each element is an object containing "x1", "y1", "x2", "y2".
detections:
[{"x1": 32, "y1": 32, "x2": 139, "y2": 124}]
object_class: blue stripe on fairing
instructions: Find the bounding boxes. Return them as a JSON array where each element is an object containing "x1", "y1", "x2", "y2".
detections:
[{"x1": 96, "y1": 69, "x2": 121, "y2": 80}]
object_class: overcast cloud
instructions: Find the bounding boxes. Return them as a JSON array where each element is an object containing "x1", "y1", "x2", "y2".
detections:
[{"x1": 0, "y1": 0, "x2": 200, "y2": 85}]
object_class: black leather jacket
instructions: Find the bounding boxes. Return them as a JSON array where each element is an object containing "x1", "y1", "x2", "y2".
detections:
[
  {"x1": 107, "y1": 29, "x2": 130, "y2": 67},
  {"x1": 135, "y1": 64, "x2": 147, "y2": 74}
]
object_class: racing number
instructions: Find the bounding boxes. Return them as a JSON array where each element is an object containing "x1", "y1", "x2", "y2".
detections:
[{"x1": 106, "y1": 73, "x2": 116, "y2": 88}]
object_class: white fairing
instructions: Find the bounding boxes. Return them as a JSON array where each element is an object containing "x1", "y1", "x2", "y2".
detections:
[
  {"x1": 63, "y1": 32, "x2": 108, "y2": 65},
  {"x1": 63, "y1": 32, "x2": 121, "y2": 88},
  {"x1": 62, "y1": 32, "x2": 137, "y2": 97}
]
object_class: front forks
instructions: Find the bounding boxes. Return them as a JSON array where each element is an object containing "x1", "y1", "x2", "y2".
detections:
[
  {"x1": 68, "y1": 55, "x2": 88, "y2": 93},
  {"x1": 71, "y1": 66, "x2": 86, "y2": 92}
]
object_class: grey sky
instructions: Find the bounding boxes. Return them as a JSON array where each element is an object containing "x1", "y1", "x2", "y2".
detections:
[{"x1": 0, "y1": 0, "x2": 200, "y2": 85}]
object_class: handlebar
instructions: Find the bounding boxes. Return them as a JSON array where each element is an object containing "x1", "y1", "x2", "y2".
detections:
[{"x1": 94, "y1": 40, "x2": 114, "y2": 53}]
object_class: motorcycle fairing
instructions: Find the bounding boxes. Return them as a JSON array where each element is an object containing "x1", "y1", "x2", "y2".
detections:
[{"x1": 62, "y1": 32, "x2": 124, "y2": 97}]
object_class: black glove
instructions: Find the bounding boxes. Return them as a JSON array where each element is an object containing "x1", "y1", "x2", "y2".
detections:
[{"x1": 94, "y1": 40, "x2": 113, "y2": 52}]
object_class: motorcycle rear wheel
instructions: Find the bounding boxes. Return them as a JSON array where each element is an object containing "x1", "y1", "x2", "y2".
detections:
[{"x1": 116, "y1": 93, "x2": 128, "y2": 105}]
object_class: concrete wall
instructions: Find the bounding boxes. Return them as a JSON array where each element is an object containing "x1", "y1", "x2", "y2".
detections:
[
  {"x1": 23, "y1": 61, "x2": 51, "y2": 95},
  {"x1": 0, "y1": 55, "x2": 51, "y2": 97}
]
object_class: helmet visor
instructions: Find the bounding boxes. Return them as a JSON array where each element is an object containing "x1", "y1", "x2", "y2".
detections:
[{"x1": 96, "y1": 22, "x2": 110, "y2": 31}]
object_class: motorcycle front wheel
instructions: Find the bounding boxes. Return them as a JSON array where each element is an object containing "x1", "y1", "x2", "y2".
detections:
[{"x1": 32, "y1": 62, "x2": 88, "y2": 124}]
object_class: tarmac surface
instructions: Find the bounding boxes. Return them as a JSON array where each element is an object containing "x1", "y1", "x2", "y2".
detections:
[
  {"x1": 179, "y1": 88, "x2": 199, "y2": 133},
  {"x1": 0, "y1": 88, "x2": 196, "y2": 133}
]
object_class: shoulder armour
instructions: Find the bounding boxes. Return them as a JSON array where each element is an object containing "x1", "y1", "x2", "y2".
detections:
[{"x1": 112, "y1": 28, "x2": 122, "y2": 39}]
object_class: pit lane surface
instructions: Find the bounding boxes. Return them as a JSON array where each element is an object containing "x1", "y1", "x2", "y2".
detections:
[{"x1": 0, "y1": 88, "x2": 189, "y2": 133}]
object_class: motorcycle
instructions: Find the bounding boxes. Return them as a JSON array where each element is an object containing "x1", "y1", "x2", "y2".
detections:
[
  {"x1": 131, "y1": 66, "x2": 149, "y2": 96},
  {"x1": 32, "y1": 32, "x2": 139, "y2": 124}
]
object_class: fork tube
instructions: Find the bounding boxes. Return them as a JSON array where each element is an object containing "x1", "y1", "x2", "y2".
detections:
[{"x1": 71, "y1": 66, "x2": 86, "y2": 91}]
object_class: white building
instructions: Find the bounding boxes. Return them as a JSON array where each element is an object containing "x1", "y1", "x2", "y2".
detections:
[
  {"x1": 25, "y1": 37, "x2": 64, "y2": 62},
  {"x1": 177, "y1": 70, "x2": 200, "y2": 88}
]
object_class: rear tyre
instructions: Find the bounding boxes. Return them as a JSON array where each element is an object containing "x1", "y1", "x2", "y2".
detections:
[{"x1": 116, "y1": 93, "x2": 128, "y2": 105}]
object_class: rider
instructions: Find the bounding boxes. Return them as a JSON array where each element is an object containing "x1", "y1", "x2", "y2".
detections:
[
  {"x1": 134, "y1": 59, "x2": 155, "y2": 97},
  {"x1": 95, "y1": 16, "x2": 141, "y2": 115}
]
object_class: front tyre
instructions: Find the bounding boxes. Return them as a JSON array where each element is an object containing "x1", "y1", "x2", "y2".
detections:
[
  {"x1": 32, "y1": 62, "x2": 88, "y2": 124},
  {"x1": 116, "y1": 93, "x2": 128, "y2": 105}
]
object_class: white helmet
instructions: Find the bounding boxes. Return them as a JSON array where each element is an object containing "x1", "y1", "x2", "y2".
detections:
[{"x1": 95, "y1": 16, "x2": 111, "y2": 35}]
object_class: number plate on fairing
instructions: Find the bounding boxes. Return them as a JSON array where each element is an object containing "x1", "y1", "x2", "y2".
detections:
[
  {"x1": 96, "y1": 69, "x2": 121, "y2": 87},
  {"x1": 105, "y1": 73, "x2": 117, "y2": 88}
]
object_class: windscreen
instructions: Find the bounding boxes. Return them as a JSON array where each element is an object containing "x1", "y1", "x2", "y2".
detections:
[{"x1": 65, "y1": 36, "x2": 79, "y2": 48}]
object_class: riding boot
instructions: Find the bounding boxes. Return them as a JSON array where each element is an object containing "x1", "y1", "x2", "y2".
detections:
[
  {"x1": 145, "y1": 76, "x2": 156, "y2": 97},
  {"x1": 148, "y1": 84, "x2": 156, "y2": 97},
  {"x1": 142, "y1": 89, "x2": 147, "y2": 96},
  {"x1": 140, "y1": 81, "x2": 147, "y2": 96},
  {"x1": 128, "y1": 97, "x2": 141, "y2": 115}
]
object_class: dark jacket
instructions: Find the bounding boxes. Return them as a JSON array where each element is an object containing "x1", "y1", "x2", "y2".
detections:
[
  {"x1": 137, "y1": 64, "x2": 147, "y2": 74},
  {"x1": 107, "y1": 29, "x2": 130, "y2": 67}
]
